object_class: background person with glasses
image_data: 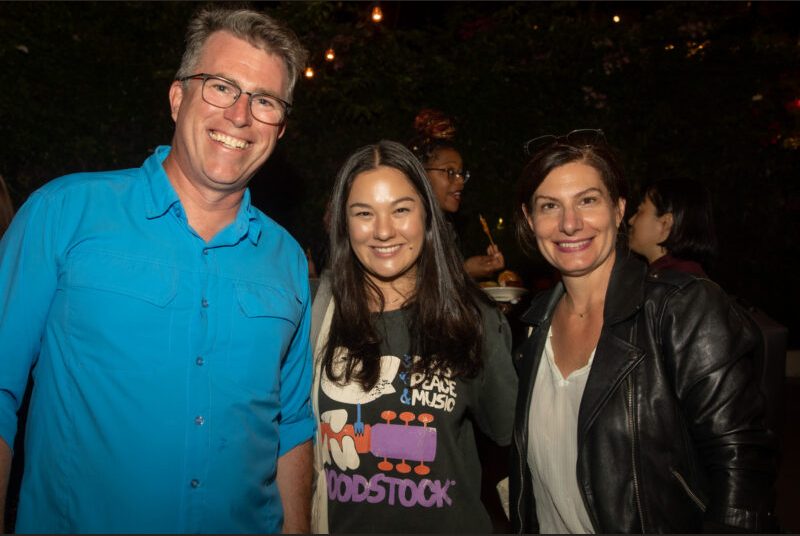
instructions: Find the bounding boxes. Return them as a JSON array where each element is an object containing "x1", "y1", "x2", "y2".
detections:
[
  {"x1": 0, "y1": 7, "x2": 315, "y2": 533},
  {"x1": 408, "y1": 109, "x2": 505, "y2": 280}
]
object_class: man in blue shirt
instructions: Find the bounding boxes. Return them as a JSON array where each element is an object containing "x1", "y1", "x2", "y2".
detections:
[{"x1": 0, "y1": 7, "x2": 315, "y2": 533}]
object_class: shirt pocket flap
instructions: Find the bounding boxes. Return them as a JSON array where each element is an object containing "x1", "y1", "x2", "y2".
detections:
[
  {"x1": 66, "y1": 251, "x2": 178, "y2": 308},
  {"x1": 234, "y1": 281, "x2": 302, "y2": 326}
]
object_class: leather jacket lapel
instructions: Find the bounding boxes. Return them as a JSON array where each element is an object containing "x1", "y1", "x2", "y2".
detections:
[
  {"x1": 578, "y1": 331, "x2": 644, "y2": 440},
  {"x1": 603, "y1": 248, "x2": 647, "y2": 325},
  {"x1": 578, "y1": 250, "x2": 648, "y2": 441}
]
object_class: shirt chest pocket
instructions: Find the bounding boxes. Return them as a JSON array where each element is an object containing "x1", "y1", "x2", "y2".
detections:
[
  {"x1": 61, "y1": 251, "x2": 179, "y2": 372},
  {"x1": 222, "y1": 281, "x2": 304, "y2": 394}
]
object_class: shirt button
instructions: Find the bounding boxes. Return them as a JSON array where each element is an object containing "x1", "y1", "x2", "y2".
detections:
[
  {"x1": 202, "y1": 249, "x2": 208, "y2": 256},
  {"x1": 190, "y1": 479, "x2": 200, "y2": 488},
  {"x1": 195, "y1": 415, "x2": 205, "y2": 426},
  {"x1": 196, "y1": 356, "x2": 204, "y2": 366},
  {"x1": 201, "y1": 298, "x2": 208, "y2": 308}
]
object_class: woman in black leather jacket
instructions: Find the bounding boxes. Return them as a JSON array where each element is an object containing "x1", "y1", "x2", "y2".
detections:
[{"x1": 509, "y1": 130, "x2": 777, "y2": 533}]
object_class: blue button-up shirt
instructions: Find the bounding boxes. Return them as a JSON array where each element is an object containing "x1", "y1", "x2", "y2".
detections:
[{"x1": 0, "y1": 146, "x2": 315, "y2": 533}]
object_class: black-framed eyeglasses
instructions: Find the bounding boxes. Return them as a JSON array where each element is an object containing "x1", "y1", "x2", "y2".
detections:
[
  {"x1": 523, "y1": 128, "x2": 606, "y2": 156},
  {"x1": 424, "y1": 167, "x2": 471, "y2": 184},
  {"x1": 179, "y1": 73, "x2": 292, "y2": 126}
]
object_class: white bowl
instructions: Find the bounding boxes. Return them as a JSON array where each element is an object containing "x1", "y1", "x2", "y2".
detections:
[{"x1": 482, "y1": 286, "x2": 529, "y2": 304}]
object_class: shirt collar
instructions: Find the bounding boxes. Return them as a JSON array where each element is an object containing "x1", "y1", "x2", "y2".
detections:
[
  {"x1": 231, "y1": 188, "x2": 262, "y2": 246},
  {"x1": 143, "y1": 145, "x2": 262, "y2": 245},
  {"x1": 144, "y1": 146, "x2": 180, "y2": 220}
]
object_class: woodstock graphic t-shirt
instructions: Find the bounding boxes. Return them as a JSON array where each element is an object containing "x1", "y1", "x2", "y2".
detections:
[{"x1": 317, "y1": 305, "x2": 516, "y2": 533}]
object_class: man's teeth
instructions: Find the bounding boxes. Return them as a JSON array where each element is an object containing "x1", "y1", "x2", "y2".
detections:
[{"x1": 209, "y1": 131, "x2": 249, "y2": 149}]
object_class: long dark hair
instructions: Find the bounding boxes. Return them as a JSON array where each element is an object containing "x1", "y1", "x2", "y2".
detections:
[
  {"x1": 647, "y1": 178, "x2": 717, "y2": 266},
  {"x1": 324, "y1": 140, "x2": 486, "y2": 391}
]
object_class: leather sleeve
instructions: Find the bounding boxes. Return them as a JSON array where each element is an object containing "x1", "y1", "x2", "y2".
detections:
[{"x1": 657, "y1": 279, "x2": 777, "y2": 531}]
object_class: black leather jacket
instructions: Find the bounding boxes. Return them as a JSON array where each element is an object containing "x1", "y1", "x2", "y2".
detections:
[{"x1": 510, "y1": 250, "x2": 777, "y2": 533}]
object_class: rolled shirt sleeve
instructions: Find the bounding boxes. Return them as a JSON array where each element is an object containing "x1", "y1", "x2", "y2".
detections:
[{"x1": 277, "y1": 252, "x2": 316, "y2": 456}]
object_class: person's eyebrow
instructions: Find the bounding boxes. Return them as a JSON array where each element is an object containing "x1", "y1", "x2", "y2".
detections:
[
  {"x1": 534, "y1": 187, "x2": 604, "y2": 202},
  {"x1": 211, "y1": 72, "x2": 283, "y2": 98}
]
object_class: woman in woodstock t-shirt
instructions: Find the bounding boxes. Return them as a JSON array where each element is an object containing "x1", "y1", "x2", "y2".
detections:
[{"x1": 310, "y1": 140, "x2": 517, "y2": 533}]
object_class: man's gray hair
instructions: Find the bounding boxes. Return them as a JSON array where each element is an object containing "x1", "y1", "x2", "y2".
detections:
[{"x1": 176, "y1": 6, "x2": 307, "y2": 101}]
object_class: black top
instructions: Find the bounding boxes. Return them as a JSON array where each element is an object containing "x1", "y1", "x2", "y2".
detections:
[{"x1": 318, "y1": 303, "x2": 517, "y2": 533}]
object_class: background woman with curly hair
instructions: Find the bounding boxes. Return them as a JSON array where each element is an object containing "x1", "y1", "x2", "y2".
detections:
[{"x1": 408, "y1": 109, "x2": 506, "y2": 281}]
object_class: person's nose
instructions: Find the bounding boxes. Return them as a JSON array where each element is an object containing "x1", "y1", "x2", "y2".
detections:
[
  {"x1": 373, "y1": 213, "x2": 396, "y2": 241},
  {"x1": 560, "y1": 205, "x2": 583, "y2": 235},
  {"x1": 224, "y1": 95, "x2": 252, "y2": 127}
]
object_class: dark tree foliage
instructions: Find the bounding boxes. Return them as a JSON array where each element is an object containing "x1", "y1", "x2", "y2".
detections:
[{"x1": 1, "y1": 1, "x2": 798, "y2": 343}]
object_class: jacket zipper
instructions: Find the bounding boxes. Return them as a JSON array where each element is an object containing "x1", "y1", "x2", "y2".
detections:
[
  {"x1": 626, "y1": 376, "x2": 645, "y2": 533},
  {"x1": 670, "y1": 468, "x2": 707, "y2": 512}
]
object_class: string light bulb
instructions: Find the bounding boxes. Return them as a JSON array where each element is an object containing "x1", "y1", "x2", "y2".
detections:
[
  {"x1": 612, "y1": 15, "x2": 621, "y2": 23},
  {"x1": 325, "y1": 48, "x2": 335, "y2": 61},
  {"x1": 304, "y1": 66, "x2": 315, "y2": 78},
  {"x1": 371, "y1": 6, "x2": 383, "y2": 23}
]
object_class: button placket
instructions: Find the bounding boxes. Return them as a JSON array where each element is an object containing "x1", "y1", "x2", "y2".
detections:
[{"x1": 186, "y1": 242, "x2": 212, "y2": 519}]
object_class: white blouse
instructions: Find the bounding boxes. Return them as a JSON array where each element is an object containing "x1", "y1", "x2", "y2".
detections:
[{"x1": 527, "y1": 326, "x2": 596, "y2": 534}]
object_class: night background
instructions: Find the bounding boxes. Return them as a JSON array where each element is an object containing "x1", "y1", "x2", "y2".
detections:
[
  {"x1": 2, "y1": 1, "x2": 798, "y2": 345},
  {"x1": 1, "y1": 0, "x2": 799, "y2": 531}
]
